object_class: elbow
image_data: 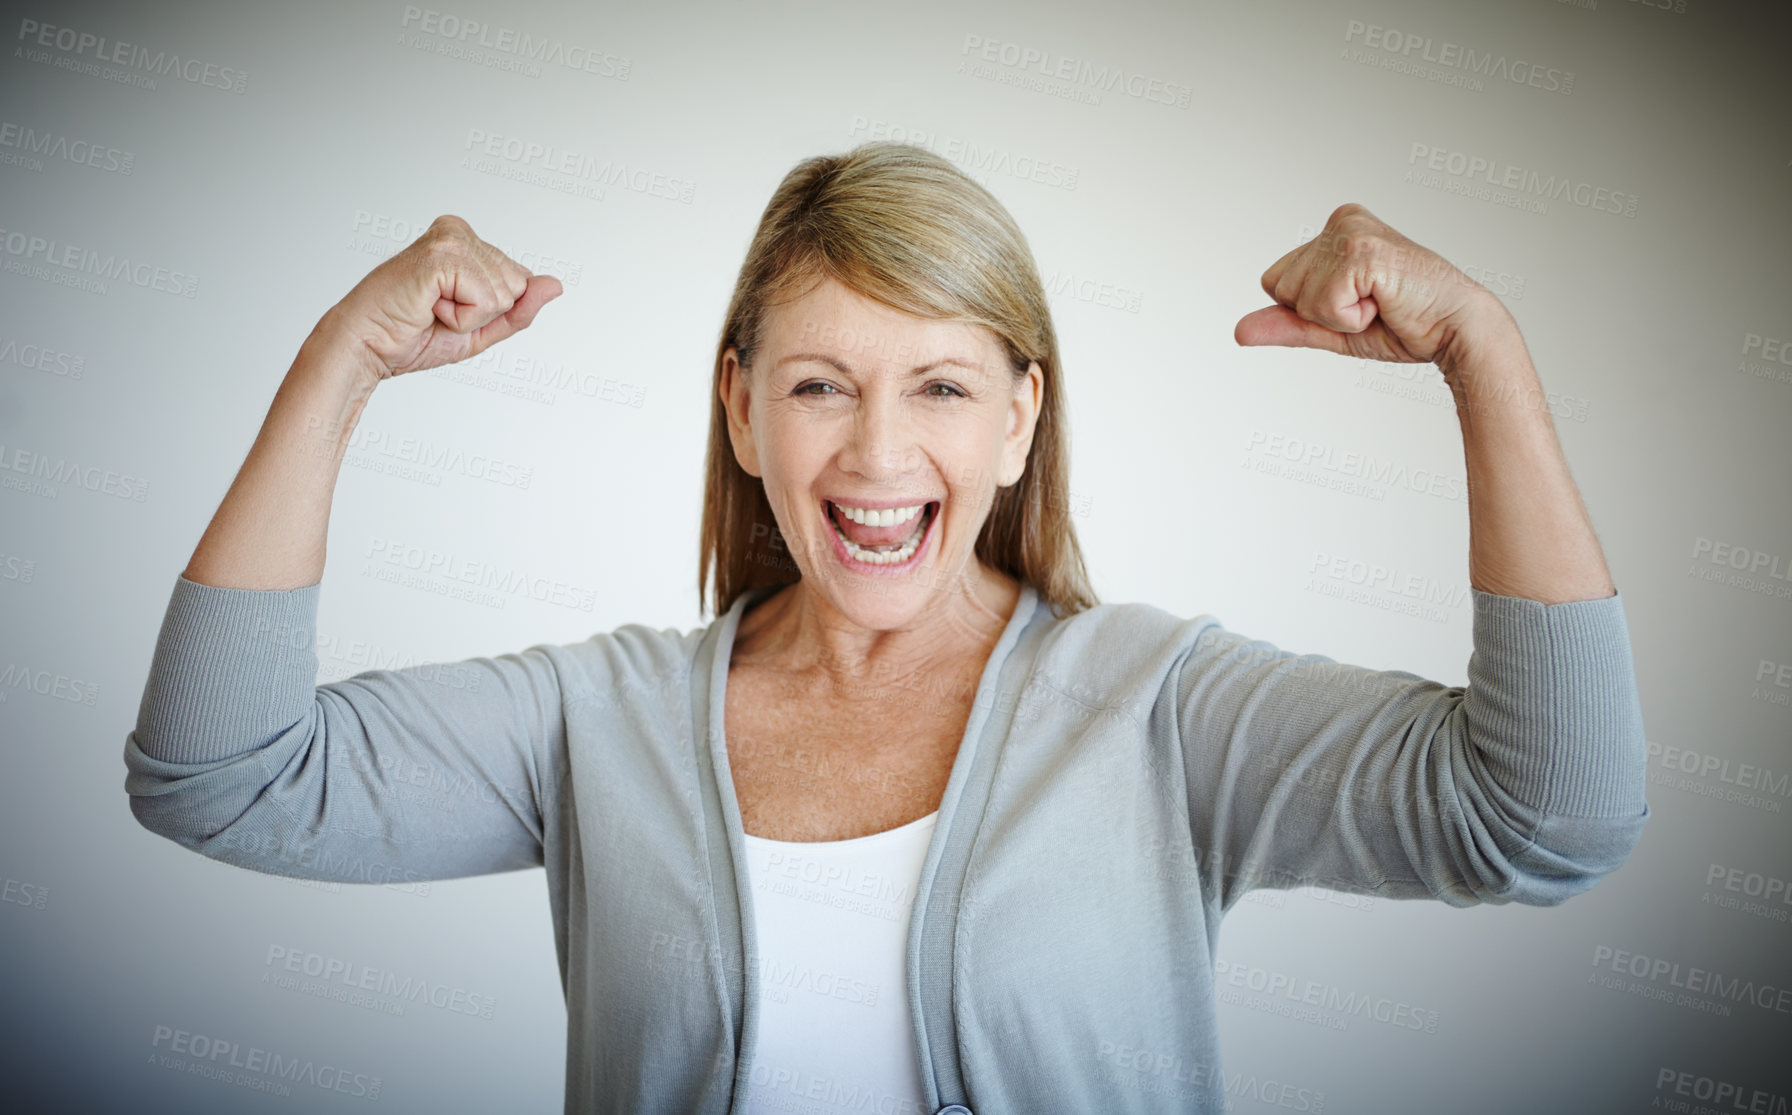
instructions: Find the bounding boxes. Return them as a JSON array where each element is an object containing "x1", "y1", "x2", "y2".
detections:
[
  {"x1": 127, "y1": 775, "x2": 306, "y2": 873},
  {"x1": 127, "y1": 790, "x2": 201, "y2": 850},
  {"x1": 123, "y1": 711, "x2": 340, "y2": 880},
  {"x1": 122, "y1": 725, "x2": 289, "y2": 854},
  {"x1": 1503, "y1": 802, "x2": 1652, "y2": 907},
  {"x1": 125, "y1": 772, "x2": 222, "y2": 853},
  {"x1": 123, "y1": 728, "x2": 210, "y2": 847}
]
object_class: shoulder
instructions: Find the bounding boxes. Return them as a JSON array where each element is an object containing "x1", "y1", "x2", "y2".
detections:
[
  {"x1": 531, "y1": 613, "x2": 712, "y2": 714},
  {"x1": 1027, "y1": 597, "x2": 1229, "y2": 708},
  {"x1": 1037, "y1": 596, "x2": 1228, "y2": 661}
]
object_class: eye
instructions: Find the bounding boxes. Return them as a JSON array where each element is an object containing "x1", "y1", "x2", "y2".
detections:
[
  {"x1": 793, "y1": 381, "x2": 838, "y2": 396},
  {"x1": 926, "y1": 382, "x2": 967, "y2": 398}
]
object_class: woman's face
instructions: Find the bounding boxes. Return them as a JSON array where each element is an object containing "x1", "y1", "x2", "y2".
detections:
[{"x1": 721, "y1": 274, "x2": 1043, "y2": 629}]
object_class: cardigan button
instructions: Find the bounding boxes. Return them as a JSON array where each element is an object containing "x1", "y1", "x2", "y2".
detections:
[{"x1": 935, "y1": 1107, "x2": 973, "y2": 1115}]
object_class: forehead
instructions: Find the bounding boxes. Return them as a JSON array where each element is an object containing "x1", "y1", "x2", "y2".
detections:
[{"x1": 760, "y1": 274, "x2": 1003, "y2": 370}]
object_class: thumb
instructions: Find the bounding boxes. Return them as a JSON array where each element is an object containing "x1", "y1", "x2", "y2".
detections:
[
  {"x1": 1233, "y1": 305, "x2": 1350, "y2": 355},
  {"x1": 463, "y1": 276, "x2": 563, "y2": 355},
  {"x1": 508, "y1": 275, "x2": 564, "y2": 330}
]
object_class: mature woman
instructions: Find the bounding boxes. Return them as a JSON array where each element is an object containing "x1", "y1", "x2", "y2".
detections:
[{"x1": 126, "y1": 142, "x2": 1649, "y2": 1114}]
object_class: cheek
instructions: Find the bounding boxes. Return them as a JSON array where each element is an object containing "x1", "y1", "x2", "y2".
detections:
[
  {"x1": 968, "y1": 414, "x2": 1014, "y2": 469},
  {"x1": 754, "y1": 424, "x2": 828, "y2": 505},
  {"x1": 924, "y1": 416, "x2": 1001, "y2": 494}
]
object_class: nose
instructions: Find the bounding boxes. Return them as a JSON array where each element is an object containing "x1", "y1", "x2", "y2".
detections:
[{"x1": 839, "y1": 388, "x2": 921, "y2": 484}]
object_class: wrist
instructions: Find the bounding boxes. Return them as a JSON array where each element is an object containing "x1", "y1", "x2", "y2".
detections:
[
  {"x1": 304, "y1": 305, "x2": 391, "y2": 389},
  {"x1": 1434, "y1": 294, "x2": 1539, "y2": 413},
  {"x1": 280, "y1": 314, "x2": 386, "y2": 453}
]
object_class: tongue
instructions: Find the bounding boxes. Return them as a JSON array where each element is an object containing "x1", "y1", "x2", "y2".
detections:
[{"x1": 832, "y1": 502, "x2": 929, "y2": 548}]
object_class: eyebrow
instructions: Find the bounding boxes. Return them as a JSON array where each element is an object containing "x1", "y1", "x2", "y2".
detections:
[{"x1": 774, "y1": 352, "x2": 984, "y2": 376}]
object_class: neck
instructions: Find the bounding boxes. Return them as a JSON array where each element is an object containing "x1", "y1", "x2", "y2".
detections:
[{"x1": 733, "y1": 562, "x2": 1021, "y2": 688}]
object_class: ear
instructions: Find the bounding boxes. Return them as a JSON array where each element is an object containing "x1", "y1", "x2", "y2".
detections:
[
  {"x1": 998, "y1": 361, "x2": 1043, "y2": 486},
  {"x1": 720, "y1": 347, "x2": 762, "y2": 478}
]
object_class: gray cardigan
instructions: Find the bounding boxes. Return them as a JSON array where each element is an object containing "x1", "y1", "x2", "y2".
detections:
[{"x1": 124, "y1": 574, "x2": 1650, "y2": 1114}]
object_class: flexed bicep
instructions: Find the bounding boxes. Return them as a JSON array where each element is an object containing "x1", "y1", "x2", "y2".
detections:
[
  {"x1": 1174, "y1": 590, "x2": 1649, "y2": 914},
  {"x1": 125, "y1": 574, "x2": 568, "y2": 884}
]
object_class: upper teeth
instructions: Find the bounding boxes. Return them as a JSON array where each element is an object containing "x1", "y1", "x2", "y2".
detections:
[{"x1": 834, "y1": 503, "x2": 924, "y2": 527}]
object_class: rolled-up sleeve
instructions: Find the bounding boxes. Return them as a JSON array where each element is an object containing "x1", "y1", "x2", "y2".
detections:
[
  {"x1": 124, "y1": 574, "x2": 565, "y2": 884},
  {"x1": 1174, "y1": 586, "x2": 1650, "y2": 911}
]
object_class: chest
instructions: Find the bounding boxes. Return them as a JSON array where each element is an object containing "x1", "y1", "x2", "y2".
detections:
[{"x1": 722, "y1": 662, "x2": 979, "y2": 842}]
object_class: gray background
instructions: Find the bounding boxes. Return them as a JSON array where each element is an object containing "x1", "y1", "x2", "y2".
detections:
[{"x1": 2, "y1": 0, "x2": 1788, "y2": 1111}]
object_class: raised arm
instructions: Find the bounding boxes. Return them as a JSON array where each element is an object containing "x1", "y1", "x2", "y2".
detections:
[
  {"x1": 184, "y1": 214, "x2": 561, "y2": 590},
  {"x1": 1236, "y1": 202, "x2": 1613, "y2": 604},
  {"x1": 1182, "y1": 204, "x2": 1649, "y2": 909},
  {"x1": 1176, "y1": 588, "x2": 1648, "y2": 911},
  {"x1": 127, "y1": 216, "x2": 569, "y2": 882},
  {"x1": 126, "y1": 575, "x2": 571, "y2": 883}
]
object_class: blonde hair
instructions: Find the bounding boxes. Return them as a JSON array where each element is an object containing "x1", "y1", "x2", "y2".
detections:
[{"x1": 699, "y1": 141, "x2": 1098, "y2": 621}]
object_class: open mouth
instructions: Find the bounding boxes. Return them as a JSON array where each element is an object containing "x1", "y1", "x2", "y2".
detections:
[{"x1": 823, "y1": 499, "x2": 939, "y2": 566}]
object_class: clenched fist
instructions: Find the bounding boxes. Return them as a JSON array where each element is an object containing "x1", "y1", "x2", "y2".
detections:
[
  {"x1": 328, "y1": 214, "x2": 563, "y2": 381},
  {"x1": 1234, "y1": 203, "x2": 1509, "y2": 373}
]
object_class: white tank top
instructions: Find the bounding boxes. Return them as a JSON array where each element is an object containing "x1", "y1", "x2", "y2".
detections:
[{"x1": 737, "y1": 810, "x2": 939, "y2": 1114}]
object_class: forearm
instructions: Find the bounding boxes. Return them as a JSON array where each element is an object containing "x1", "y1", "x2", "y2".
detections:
[
  {"x1": 183, "y1": 309, "x2": 384, "y2": 591},
  {"x1": 1439, "y1": 299, "x2": 1615, "y2": 604}
]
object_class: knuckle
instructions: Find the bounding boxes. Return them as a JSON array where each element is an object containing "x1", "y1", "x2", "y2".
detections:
[
  {"x1": 424, "y1": 231, "x2": 471, "y2": 257},
  {"x1": 473, "y1": 239, "x2": 514, "y2": 270},
  {"x1": 420, "y1": 216, "x2": 481, "y2": 255}
]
